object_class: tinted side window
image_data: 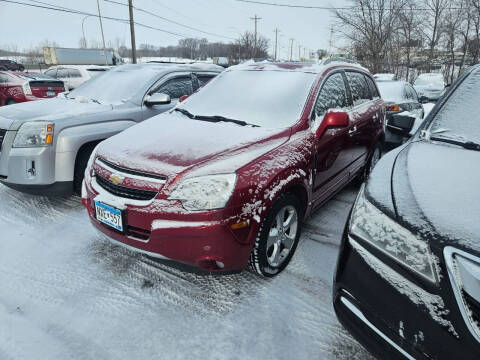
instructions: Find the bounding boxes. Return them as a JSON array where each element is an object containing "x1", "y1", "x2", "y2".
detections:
[
  {"x1": 68, "y1": 69, "x2": 82, "y2": 78},
  {"x1": 365, "y1": 76, "x2": 379, "y2": 98},
  {"x1": 314, "y1": 73, "x2": 348, "y2": 118},
  {"x1": 0, "y1": 74, "x2": 7, "y2": 83},
  {"x1": 197, "y1": 75, "x2": 216, "y2": 86},
  {"x1": 155, "y1": 77, "x2": 193, "y2": 99},
  {"x1": 346, "y1": 72, "x2": 371, "y2": 106},
  {"x1": 56, "y1": 69, "x2": 69, "y2": 78}
]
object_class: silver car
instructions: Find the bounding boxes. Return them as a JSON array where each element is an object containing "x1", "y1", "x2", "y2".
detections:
[{"x1": 0, "y1": 63, "x2": 223, "y2": 195}]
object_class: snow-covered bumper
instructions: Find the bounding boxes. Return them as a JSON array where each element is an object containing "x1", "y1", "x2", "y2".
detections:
[
  {"x1": 334, "y1": 222, "x2": 480, "y2": 360},
  {"x1": 0, "y1": 130, "x2": 72, "y2": 195},
  {"x1": 82, "y1": 175, "x2": 258, "y2": 272}
]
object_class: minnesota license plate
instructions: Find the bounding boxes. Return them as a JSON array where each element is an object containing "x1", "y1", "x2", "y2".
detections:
[
  {"x1": 95, "y1": 201, "x2": 124, "y2": 232},
  {"x1": 46, "y1": 91, "x2": 56, "y2": 97}
]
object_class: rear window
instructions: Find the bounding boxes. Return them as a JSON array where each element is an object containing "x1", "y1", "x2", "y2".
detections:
[
  {"x1": 365, "y1": 76, "x2": 379, "y2": 98},
  {"x1": 377, "y1": 82, "x2": 407, "y2": 102},
  {"x1": 68, "y1": 69, "x2": 82, "y2": 78}
]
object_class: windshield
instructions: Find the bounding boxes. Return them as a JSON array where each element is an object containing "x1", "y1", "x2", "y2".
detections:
[
  {"x1": 429, "y1": 68, "x2": 480, "y2": 143},
  {"x1": 377, "y1": 82, "x2": 406, "y2": 102},
  {"x1": 68, "y1": 66, "x2": 156, "y2": 104},
  {"x1": 180, "y1": 70, "x2": 315, "y2": 128},
  {"x1": 414, "y1": 75, "x2": 444, "y2": 88}
]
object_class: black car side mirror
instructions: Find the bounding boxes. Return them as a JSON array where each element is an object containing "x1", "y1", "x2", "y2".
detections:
[{"x1": 387, "y1": 113, "x2": 416, "y2": 137}]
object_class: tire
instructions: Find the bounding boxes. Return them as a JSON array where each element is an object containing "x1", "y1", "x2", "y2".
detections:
[
  {"x1": 73, "y1": 143, "x2": 98, "y2": 195},
  {"x1": 6, "y1": 99, "x2": 16, "y2": 105},
  {"x1": 248, "y1": 193, "x2": 303, "y2": 277}
]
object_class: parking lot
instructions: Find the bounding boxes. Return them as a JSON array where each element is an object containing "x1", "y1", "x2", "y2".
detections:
[{"x1": 0, "y1": 182, "x2": 374, "y2": 360}]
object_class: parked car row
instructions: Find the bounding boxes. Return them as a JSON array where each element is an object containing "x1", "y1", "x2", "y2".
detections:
[{"x1": 1, "y1": 58, "x2": 478, "y2": 359}]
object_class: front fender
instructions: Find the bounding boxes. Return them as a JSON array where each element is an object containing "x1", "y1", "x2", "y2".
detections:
[{"x1": 55, "y1": 120, "x2": 136, "y2": 182}]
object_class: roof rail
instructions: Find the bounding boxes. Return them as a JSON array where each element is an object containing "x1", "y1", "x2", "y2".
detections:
[{"x1": 321, "y1": 57, "x2": 359, "y2": 65}]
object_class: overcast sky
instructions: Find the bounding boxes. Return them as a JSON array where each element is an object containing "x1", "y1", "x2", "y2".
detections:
[{"x1": 0, "y1": 0, "x2": 348, "y2": 57}]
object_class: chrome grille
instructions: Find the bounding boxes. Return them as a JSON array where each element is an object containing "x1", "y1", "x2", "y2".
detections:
[
  {"x1": 95, "y1": 173, "x2": 158, "y2": 201},
  {"x1": 445, "y1": 247, "x2": 480, "y2": 344}
]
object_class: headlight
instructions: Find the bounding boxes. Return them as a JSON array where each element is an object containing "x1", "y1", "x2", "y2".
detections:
[
  {"x1": 349, "y1": 186, "x2": 438, "y2": 283},
  {"x1": 168, "y1": 173, "x2": 237, "y2": 211},
  {"x1": 13, "y1": 122, "x2": 54, "y2": 148}
]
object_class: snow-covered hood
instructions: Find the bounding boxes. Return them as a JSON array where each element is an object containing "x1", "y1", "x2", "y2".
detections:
[
  {"x1": 0, "y1": 97, "x2": 112, "y2": 130},
  {"x1": 96, "y1": 111, "x2": 290, "y2": 180},
  {"x1": 389, "y1": 141, "x2": 480, "y2": 252}
]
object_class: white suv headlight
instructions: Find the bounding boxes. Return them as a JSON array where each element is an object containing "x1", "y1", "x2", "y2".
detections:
[
  {"x1": 168, "y1": 173, "x2": 237, "y2": 211},
  {"x1": 349, "y1": 186, "x2": 438, "y2": 283},
  {"x1": 13, "y1": 122, "x2": 54, "y2": 148}
]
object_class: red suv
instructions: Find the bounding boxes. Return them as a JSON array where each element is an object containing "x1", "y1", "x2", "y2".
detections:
[
  {"x1": 0, "y1": 71, "x2": 65, "y2": 106},
  {"x1": 82, "y1": 61, "x2": 385, "y2": 277}
]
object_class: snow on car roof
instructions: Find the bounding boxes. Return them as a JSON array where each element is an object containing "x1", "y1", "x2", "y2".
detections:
[{"x1": 228, "y1": 60, "x2": 368, "y2": 74}]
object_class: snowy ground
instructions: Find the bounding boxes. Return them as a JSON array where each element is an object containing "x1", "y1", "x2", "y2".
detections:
[{"x1": 0, "y1": 183, "x2": 373, "y2": 360}]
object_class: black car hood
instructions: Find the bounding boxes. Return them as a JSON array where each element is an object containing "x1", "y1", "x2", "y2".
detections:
[{"x1": 387, "y1": 140, "x2": 480, "y2": 252}]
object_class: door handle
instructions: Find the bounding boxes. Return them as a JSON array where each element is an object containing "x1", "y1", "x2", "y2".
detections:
[{"x1": 349, "y1": 126, "x2": 358, "y2": 136}]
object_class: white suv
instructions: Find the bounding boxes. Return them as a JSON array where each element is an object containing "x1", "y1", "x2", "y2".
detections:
[{"x1": 44, "y1": 65, "x2": 110, "y2": 90}]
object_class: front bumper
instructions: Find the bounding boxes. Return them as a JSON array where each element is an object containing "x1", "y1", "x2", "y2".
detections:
[
  {"x1": 83, "y1": 177, "x2": 257, "y2": 272},
  {"x1": 334, "y1": 225, "x2": 480, "y2": 359},
  {"x1": 0, "y1": 130, "x2": 72, "y2": 195}
]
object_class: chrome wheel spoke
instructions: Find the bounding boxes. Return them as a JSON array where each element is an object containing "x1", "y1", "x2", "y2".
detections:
[{"x1": 265, "y1": 204, "x2": 299, "y2": 268}]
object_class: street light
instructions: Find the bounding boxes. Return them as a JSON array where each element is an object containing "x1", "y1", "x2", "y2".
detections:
[{"x1": 81, "y1": 15, "x2": 92, "y2": 48}]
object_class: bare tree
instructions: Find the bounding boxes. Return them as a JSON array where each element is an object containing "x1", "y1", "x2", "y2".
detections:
[
  {"x1": 398, "y1": 0, "x2": 422, "y2": 80},
  {"x1": 335, "y1": 0, "x2": 401, "y2": 73},
  {"x1": 422, "y1": 0, "x2": 449, "y2": 72}
]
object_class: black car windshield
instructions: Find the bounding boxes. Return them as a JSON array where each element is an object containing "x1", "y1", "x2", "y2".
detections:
[
  {"x1": 68, "y1": 66, "x2": 156, "y2": 104},
  {"x1": 179, "y1": 70, "x2": 316, "y2": 128},
  {"x1": 429, "y1": 68, "x2": 480, "y2": 143}
]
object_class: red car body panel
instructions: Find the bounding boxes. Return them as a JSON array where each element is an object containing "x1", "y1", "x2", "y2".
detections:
[
  {"x1": 0, "y1": 71, "x2": 65, "y2": 106},
  {"x1": 83, "y1": 62, "x2": 385, "y2": 272}
]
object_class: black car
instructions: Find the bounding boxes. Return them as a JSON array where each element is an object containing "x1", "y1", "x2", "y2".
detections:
[
  {"x1": 333, "y1": 64, "x2": 480, "y2": 360},
  {"x1": 0, "y1": 59, "x2": 25, "y2": 71},
  {"x1": 377, "y1": 80, "x2": 425, "y2": 150}
]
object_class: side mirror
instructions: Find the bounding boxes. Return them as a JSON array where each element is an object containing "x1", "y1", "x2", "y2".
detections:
[
  {"x1": 316, "y1": 111, "x2": 350, "y2": 138},
  {"x1": 419, "y1": 96, "x2": 429, "y2": 104},
  {"x1": 387, "y1": 113, "x2": 416, "y2": 137},
  {"x1": 144, "y1": 93, "x2": 171, "y2": 106},
  {"x1": 179, "y1": 95, "x2": 189, "y2": 103}
]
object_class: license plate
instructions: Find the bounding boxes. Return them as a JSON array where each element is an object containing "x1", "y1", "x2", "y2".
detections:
[
  {"x1": 95, "y1": 201, "x2": 124, "y2": 232},
  {"x1": 46, "y1": 91, "x2": 56, "y2": 97}
]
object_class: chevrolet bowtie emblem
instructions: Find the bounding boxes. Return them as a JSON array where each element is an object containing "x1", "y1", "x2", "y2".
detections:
[{"x1": 109, "y1": 173, "x2": 125, "y2": 185}]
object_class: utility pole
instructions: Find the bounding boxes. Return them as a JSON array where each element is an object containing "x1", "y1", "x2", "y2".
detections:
[
  {"x1": 274, "y1": 28, "x2": 279, "y2": 61},
  {"x1": 96, "y1": 0, "x2": 109, "y2": 66},
  {"x1": 128, "y1": 0, "x2": 137, "y2": 64},
  {"x1": 250, "y1": 14, "x2": 262, "y2": 58},
  {"x1": 289, "y1": 38, "x2": 294, "y2": 61}
]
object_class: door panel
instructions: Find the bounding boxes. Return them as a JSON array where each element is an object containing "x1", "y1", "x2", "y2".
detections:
[{"x1": 311, "y1": 71, "x2": 354, "y2": 204}]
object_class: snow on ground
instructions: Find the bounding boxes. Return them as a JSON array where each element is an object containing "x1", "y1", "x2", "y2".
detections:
[{"x1": 0, "y1": 183, "x2": 372, "y2": 360}]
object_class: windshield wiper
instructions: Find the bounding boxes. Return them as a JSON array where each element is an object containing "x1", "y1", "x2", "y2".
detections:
[
  {"x1": 174, "y1": 109, "x2": 260, "y2": 127},
  {"x1": 430, "y1": 135, "x2": 480, "y2": 151},
  {"x1": 195, "y1": 115, "x2": 260, "y2": 128},
  {"x1": 174, "y1": 108, "x2": 195, "y2": 118}
]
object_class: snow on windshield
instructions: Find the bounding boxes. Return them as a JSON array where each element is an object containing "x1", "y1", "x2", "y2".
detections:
[
  {"x1": 377, "y1": 82, "x2": 406, "y2": 102},
  {"x1": 180, "y1": 70, "x2": 316, "y2": 128},
  {"x1": 69, "y1": 66, "x2": 156, "y2": 104},
  {"x1": 429, "y1": 68, "x2": 480, "y2": 142},
  {"x1": 414, "y1": 74, "x2": 444, "y2": 88}
]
